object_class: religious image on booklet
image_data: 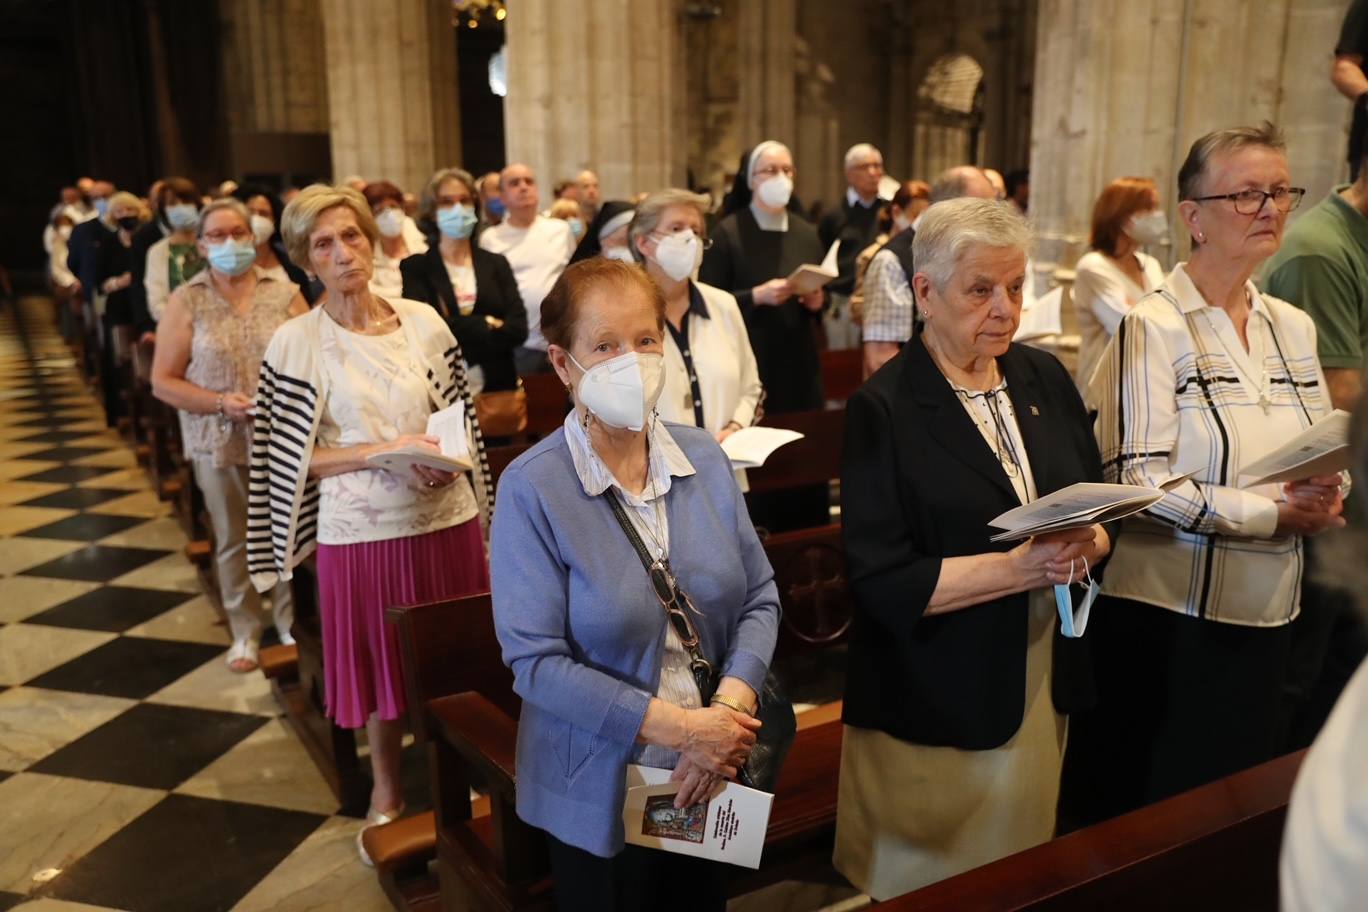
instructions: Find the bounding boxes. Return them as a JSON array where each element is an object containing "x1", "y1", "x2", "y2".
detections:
[{"x1": 641, "y1": 794, "x2": 709, "y2": 844}]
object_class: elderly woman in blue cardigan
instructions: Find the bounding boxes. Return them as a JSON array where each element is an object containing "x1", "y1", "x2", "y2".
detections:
[{"x1": 491, "y1": 258, "x2": 780, "y2": 911}]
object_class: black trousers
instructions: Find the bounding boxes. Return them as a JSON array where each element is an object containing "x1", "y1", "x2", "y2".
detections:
[
  {"x1": 1058, "y1": 596, "x2": 1291, "y2": 831},
  {"x1": 545, "y1": 832, "x2": 727, "y2": 912}
]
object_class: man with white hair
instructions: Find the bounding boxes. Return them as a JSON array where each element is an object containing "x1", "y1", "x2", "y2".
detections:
[
  {"x1": 479, "y1": 162, "x2": 576, "y2": 374},
  {"x1": 819, "y1": 143, "x2": 887, "y2": 347}
]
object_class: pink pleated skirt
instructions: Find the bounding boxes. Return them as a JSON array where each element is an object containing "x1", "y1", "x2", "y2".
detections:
[{"x1": 316, "y1": 518, "x2": 489, "y2": 729}]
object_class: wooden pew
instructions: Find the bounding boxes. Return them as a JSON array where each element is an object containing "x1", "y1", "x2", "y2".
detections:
[
  {"x1": 520, "y1": 372, "x2": 570, "y2": 438},
  {"x1": 876, "y1": 749, "x2": 1307, "y2": 911},
  {"x1": 820, "y1": 346, "x2": 862, "y2": 405},
  {"x1": 746, "y1": 408, "x2": 845, "y2": 496},
  {"x1": 376, "y1": 577, "x2": 851, "y2": 912}
]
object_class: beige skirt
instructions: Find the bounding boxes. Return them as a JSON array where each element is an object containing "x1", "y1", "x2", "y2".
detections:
[{"x1": 833, "y1": 590, "x2": 1067, "y2": 900}]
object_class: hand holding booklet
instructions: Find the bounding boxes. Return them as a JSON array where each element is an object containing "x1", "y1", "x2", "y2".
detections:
[
  {"x1": 1238, "y1": 409, "x2": 1352, "y2": 486},
  {"x1": 784, "y1": 240, "x2": 840, "y2": 296},
  {"x1": 364, "y1": 403, "x2": 473, "y2": 475},
  {"x1": 719, "y1": 426, "x2": 804, "y2": 469},
  {"x1": 622, "y1": 764, "x2": 773, "y2": 868},
  {"x1": 986, "y1": 479, "x2": 1189, "y2": 542}
]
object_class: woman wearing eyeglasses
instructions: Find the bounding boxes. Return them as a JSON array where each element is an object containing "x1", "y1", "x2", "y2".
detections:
[
  {"x1": 699, "y1": 141, "x2": 828, "y2": 532},
  {"x1": 1060, "y1": 123, "x2": 1346, "y2": 828},
  {"x1": 490, "y1": 258, "x2": 780, "y2": 911},
  {"x1": 150, "y1": 197, "x2": 306, "y2": 673},
  {"x1": 628, "y1": 189, "x2": 762, "y2": 446}
]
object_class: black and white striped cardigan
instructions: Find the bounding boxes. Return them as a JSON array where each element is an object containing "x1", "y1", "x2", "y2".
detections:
[{"x1": 246, "y1": 298, "x2": 492, "y2": 592}]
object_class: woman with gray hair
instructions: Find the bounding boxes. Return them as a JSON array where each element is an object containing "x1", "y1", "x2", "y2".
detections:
[
  {"x1": 835, "y1": 197, "x2": 1111, "y2": 898},
  {"x1": 250, "y1": 184, "x2": 493, "y2": 861},
  {"x1": 1061, "y1": 123, "x2": 1344, "y2": 827},
  {"x1": 630, "y1": 189, "x2": 762, "y2": 443},
  {"x1": 151, "y1": 197, "x2": 306, "y2": 672}
]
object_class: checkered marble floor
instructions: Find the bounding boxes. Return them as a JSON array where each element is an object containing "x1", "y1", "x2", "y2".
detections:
[
  {"x1": 0, "y1": 298, "x2": 397, "y2": 912},
  {"x1": 0, "y1": 296, "x2": 869, "y2": 912}
]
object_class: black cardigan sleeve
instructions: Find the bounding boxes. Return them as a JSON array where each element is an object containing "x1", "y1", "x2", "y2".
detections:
[{"x1": 840, "y1": 383, "x2": 943, "y2": 636}]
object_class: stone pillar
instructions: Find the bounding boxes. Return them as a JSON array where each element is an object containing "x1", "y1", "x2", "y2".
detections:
[
  {"x1": 738, "y1": 0, "x2": 797, "y2": 150},
  {"x1": 1030, "y1": 0, "x2": 1351, "y2": 280},
  {"x1": 502, "y1": 0, "x2": 684, "y2": 201},
  {"x1": 219, "y1": 0, "x2": 332, "y2": 182},
  {"x1": 318, "y1": 0, "x2": 461, "y2": 194}
]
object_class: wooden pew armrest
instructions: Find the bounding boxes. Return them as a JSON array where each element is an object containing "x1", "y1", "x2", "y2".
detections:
[{"x1": 428, "y1": 692, "x2": 518, "y2": 797}]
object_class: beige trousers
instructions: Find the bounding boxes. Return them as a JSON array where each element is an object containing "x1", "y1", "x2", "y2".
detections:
[{"x1": 192, "y1": 459, "x2": 294, "y2": 643}]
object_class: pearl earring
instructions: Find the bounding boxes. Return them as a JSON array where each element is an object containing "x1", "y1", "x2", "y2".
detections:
[{"x1": 1197, "y1": 232, "x2": 1205, "y2": 242}]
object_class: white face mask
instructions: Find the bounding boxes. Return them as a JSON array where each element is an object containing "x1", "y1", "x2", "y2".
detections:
[
  {"x1": 1125, "y1": 210, "x2": 1168, "y2": 245},
  {"x1": 602, "y1": 246, "x2": 636, "y2": 264},
  {"x1": 566, "y1": 350, "x2": 665, "y2": 432},
  {"x1": 893, "y1": 213, "x2": 912, "y2": 234},
  {"x1": 755, "y1": 174, "x2": 793, "y2": 210},
  {"x1": 375, "y1": 208, "x2": 405, "y2": 239},
  {"x1": 250, "y1": 214, "x2": 275, "y2": 246},
  {"x1": 652, "y1": 230, "x2": 700, "y2": 282}
]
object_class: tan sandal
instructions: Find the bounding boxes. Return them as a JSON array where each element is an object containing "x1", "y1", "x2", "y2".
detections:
[{"x1": 356, "y1": 802, "x2": 405, "y2": 867}]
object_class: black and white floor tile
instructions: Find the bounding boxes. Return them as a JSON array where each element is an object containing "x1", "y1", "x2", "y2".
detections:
[{"x1": 0, "y1": 297, "x2": 867, "y2": 912}]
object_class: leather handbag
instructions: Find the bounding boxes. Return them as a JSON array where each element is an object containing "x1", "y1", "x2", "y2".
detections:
[
  {"x1": 605, "y1": 489, "x2": 796, "y2": 793},
  {"x1": 474, "y1": 381, "x2": 528, "y2": 437}
]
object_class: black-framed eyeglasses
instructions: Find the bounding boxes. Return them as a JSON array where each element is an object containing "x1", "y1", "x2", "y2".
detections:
[{"x1": 1189, "y1": 187, "x2": 1306, "y2": 215}]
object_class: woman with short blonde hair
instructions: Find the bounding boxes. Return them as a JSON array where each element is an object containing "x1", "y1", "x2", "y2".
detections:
[{"x1": 250, "y1": 184, "x2": 493, "y2": 863}]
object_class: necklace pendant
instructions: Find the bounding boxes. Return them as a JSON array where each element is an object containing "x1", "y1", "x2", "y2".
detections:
[{"x1": 1258, "y1": 394, "x2": 1271, "y2": 414}]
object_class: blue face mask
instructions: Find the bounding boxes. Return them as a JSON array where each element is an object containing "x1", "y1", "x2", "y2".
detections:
[
  {"x1": 93, "y1": 198, "x2": 108, "y2": 218},
  {"x1": 1053, "y1": 557, "x2": 1099, "y2": 638},
  {"x1": 486, "y1": 197, "x2": 506, "y2": 219},
  {"x1": 207, "y1": 239, "x2": 257, "y2": 277},
  {"x1": 165, "y1": 203, "x2": 199, "y2": 230},
  {"x1": 566, "y1": 217, "x2": 585, "y2": 239},
  {"x1": 437, "y1": 204, "x2": 478, "y2": 240}
]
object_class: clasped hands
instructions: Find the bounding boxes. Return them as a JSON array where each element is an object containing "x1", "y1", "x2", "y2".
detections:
[{"x1": 1275, "y1": 474, "x2": 1346, "y2": 537}]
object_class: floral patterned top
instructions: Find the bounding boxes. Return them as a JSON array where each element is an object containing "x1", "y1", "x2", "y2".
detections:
[
  {"x1": 315, "y1": 310, "x2": 478, "y2": 545},
  {"x1": 180, "y1": 267, "x2": 298, "y2": 468}
]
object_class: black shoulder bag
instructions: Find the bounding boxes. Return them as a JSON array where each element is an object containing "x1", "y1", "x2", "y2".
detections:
[{"x1": 604, "y1": 489, "x2": 796, "y2": 793}]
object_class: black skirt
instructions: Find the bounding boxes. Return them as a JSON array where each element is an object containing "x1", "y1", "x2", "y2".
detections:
[{"x1": 1058, "y1": 595, "x2": 1291, "y2": 831}]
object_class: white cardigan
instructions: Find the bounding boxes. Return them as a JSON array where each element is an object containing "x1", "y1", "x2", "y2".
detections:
[
  {"x1": 246, "y1": 298, "x2": 490, "y2": 592},
  {"x1": 656, "y1": 281, "x2": 763, "y2": 432}
]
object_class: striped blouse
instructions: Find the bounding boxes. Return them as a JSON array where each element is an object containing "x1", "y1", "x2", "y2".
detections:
[
  {"x1": 246, "y1": 298, "x2": 492, "y2": 593},
  {"x1": 1089, "y1": 263, "x2": 1331, "y2": 626}
]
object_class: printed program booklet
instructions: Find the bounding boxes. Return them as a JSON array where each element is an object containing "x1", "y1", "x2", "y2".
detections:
[
  {"x1": 1239, "y1": 409, "x2": 1352, "y2": 486},
  {"x1": 622, "y1": 764, "x2": 774, "y2": 868},
  {"x1": 719, "y1": 427, "x2": 804, "y2": 469},
  {"x1": 364, "y1": 403, "x2": 473, "y2": 474}
]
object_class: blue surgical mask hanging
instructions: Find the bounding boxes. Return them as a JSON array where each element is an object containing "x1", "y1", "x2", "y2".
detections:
[{"x1": 1054, "y1": 557, "x2": 1099, "y2": 638}]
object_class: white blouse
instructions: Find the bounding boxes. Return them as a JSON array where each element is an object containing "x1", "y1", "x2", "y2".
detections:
[
  {"x1": 1072, "y1": 250, "x2": 1165, "y2": 394},
  {"x1": 561, "y1": 410, "x2": 703, "y2": 769},
  {"x1": 369, "y1": 234, "x2": 427, "y2": 302},
  {"x1": 1090, "y1": 263, "x2": 1332, "y2": 626},
  {"x1": 315, "y1": 313, "x2": 476, "y2": 545},
  {"x1": 950, "y1": 378, "x2": 1038, "y2": 506}
]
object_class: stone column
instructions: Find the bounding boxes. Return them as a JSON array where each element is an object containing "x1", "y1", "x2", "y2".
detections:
[
  {"x1": 1030, "y1": 0, "x2": 1351, "y2": 279},
  {"x1": 318, "y1": 0, "x2": 461, "y2": 194},
  {"x1": 738, "y1": 0, "x2": 797, "y2": 149},
  {"x1": 502, "y1": 0, "x2": 684, "y2": 200}
]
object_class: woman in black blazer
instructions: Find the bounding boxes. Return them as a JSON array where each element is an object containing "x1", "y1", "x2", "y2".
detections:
[
  {"x1": 833, "y1": 198, "x2": 1113, "y2": 900},
  {"x1": 400, "y1": 168, "x2": 527, "y2": 392}
]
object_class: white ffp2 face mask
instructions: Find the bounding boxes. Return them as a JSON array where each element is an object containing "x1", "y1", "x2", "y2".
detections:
[
  {"x1": 652, "y1": 230, "x2": 701, "y2": 282},
  {"x1": 376, "y1": 208, "x2": 405, "y2": 239},
  {"x1": 566, "y1": 350, "x2": 665, "y2": 432},
  {"x1": 1125, "y1": 211, "x2": 1168, "y2": 245},
  {"x1": 755, "y1": 175, "x2": 793, "y2": 210}
]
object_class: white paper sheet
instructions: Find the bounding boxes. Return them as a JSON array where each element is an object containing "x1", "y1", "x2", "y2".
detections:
[
  {"x1": 720, "y1": 427, "x2": 804, "y2": 469},
  {"x1": 1239, "y1": 409, "x2": 1352, "y2": 486},
  {"x1": 1013, "y1": 285, "x2": 1063, "y2": 341},
  {"x1": 622, "y1": 765, "x2": 774, "y2": 869}
]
